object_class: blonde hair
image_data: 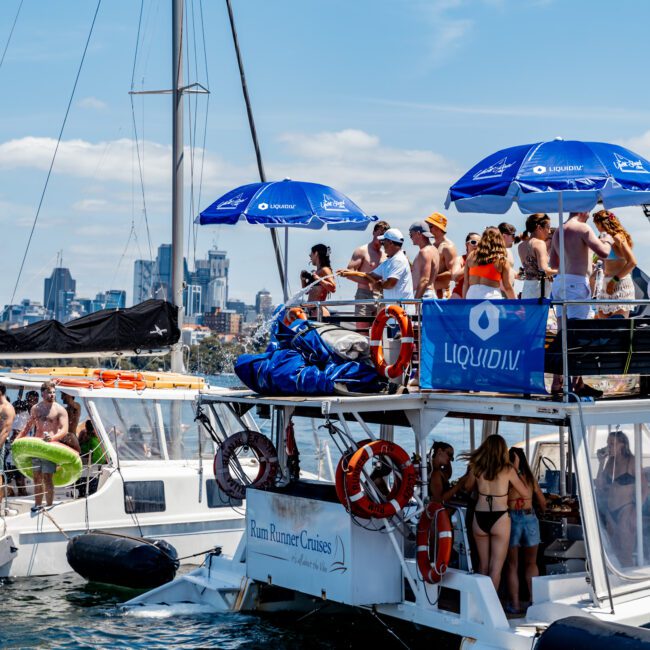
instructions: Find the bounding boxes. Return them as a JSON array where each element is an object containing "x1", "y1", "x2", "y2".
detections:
[
  {"x1": 474, "y1": 227, "x2": 508, "y2": 266},
  {"x1": 463, "y1": 434, "x2": 511, "y2": 481},
  {"x1": 593, "y1": 209, "x2": 632, "y2": 247}
]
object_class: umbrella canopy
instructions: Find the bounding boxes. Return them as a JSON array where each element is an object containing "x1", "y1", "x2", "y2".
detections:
[
  {"x1": 198, "y1": 179, "x2": 376, "y2": 231},
  {"x1": 445, "y1": 139, "x2": 650, "y2": 214}
]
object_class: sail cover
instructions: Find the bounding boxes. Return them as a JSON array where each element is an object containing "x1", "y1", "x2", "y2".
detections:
[{"x1": 0, "y1": 300, "x2": 179, "y2": 355}]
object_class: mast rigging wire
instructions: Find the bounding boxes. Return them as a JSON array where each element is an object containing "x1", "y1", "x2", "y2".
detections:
[
  {"x1": 225, "y1": 0, "x2": 288, "y2": 298},
  {"x1": 0, "y1": 0, "x2": 24, "y2": 71},
  {"x1": 10, "y1": 0, "x2": 103, "y2": 307}
]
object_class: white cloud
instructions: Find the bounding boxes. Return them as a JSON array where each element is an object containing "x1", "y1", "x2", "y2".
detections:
[
  {"x1": 0, "y1": 136, "x2": 251, "y2": 190},
  {"x1": 78, "y1": 96, "x2": 107, "y2": 111},
  {"x1": 620, "y1": 130, "x2": 650, "y2": 160},
  {"x1": 275, "y1": 129, "x2": 459, "y2": 224}
]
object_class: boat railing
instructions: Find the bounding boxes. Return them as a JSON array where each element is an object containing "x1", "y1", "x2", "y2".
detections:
[{"x1": 294, "y1": 296, "x2": 650, "y2": 399}]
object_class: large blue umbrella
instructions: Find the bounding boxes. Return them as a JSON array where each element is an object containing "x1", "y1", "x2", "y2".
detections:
[
  {"x1": 445, "y1": 138, "x2": 650, "y2": 214},
  {"x1": 198, "y1": 178, "x2": 376, "y2": 301},
  {"x1": 198, "y1": 178, "x2": 376, "y2": 231},
  {"x1": 445, "y1": 138, "x2": 650, "y2": 401}
]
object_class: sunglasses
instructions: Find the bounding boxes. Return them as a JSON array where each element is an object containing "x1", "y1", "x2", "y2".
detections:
[{"x1": 467, "y1": 239, "x2": 479, "y2": 246}]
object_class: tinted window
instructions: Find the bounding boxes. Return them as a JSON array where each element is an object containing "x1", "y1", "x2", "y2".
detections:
[
  {"x1": 124, "y1": 480, "x2": 165, "y2": 513},
  {"x1": 206, "y1": 479, "x2": 242, "y2": 508}
]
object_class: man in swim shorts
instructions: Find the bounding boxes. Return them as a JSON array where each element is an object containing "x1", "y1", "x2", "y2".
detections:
[
  {"x1": 0, "y1": 383, "x2": 16, "y2": 500},
  {"x1": 409, "y1": 221, "x2": 439, "y2": 299},
  {"x1": 346, "y1": 220, "x2": 389, "y2": 329},
  {"x1": 60, "y1": 392, "x2": 81, "y2": 453},
  {"x1": 549, "y1": 212, "x2": 614, "y2": 396},
  {"x1": 16, "y1": 381, "x2": 69, "y2": 511}
]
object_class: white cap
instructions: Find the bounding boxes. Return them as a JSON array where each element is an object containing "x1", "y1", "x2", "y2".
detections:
[{"x1": 378, "y1": 227, "x2": 404, "y2": 244}]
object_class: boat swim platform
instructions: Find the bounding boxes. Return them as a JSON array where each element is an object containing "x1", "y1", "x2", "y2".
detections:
[{"x1": 198, "y1": 387, "x2": 650, "y2": 428}]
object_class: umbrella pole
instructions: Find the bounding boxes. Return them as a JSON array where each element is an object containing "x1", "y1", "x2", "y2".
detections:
[
  {"x1": 558, "y1": 192, "x2": 569, "y2": 401},
  {"x1": 284, "y1": 227, "x2": 289, "y2": 301}
]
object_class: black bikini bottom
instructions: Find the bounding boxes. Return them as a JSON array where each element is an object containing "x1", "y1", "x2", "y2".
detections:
[{"x1": 475, "y1": 510, "x2": 509, "y2": 534}]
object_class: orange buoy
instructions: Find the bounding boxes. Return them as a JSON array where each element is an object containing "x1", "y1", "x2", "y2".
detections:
[
  {"x1": 369, "y1": 305, "x2": 414, "y2": 379},
  {"x1": 416, "y1": 501, "x2": 453, "y2": 583}
]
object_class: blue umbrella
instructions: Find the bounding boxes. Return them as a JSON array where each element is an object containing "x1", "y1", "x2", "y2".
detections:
[
  {"x1": 198, "y1": 178, "x2": 376, "y2": 231},
  {"x1": 445, "y1": 138, "x2": 650, "y2": 214},
  {"x1": 445, "y1": 138, "x2": 650, "y2": 401}
]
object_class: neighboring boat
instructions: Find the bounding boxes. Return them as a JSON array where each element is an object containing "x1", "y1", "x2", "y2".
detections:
[{"x1": 0, "y1": 369, "x2": 258, "y2": 578}]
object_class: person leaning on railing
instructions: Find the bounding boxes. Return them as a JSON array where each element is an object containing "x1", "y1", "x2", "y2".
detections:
[{"x1": 592, "y1": 210, "x2": 637, "y2": 319}]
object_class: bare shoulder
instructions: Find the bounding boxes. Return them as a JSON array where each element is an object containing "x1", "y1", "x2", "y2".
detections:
[{"x1": 352, "y1": 244, "x2": 368, "y2": 257}]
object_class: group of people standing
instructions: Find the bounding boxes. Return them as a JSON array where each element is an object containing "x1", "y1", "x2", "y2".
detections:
[
  {"x1": 0, "y1": 381, "x2": 103, "y2": 511},
  {"x1": 299, "y1": 208, "x2": 637, "y2": 326},
  {"x1": 428, "y1": 434, "x2": 546, "y2": 616}
]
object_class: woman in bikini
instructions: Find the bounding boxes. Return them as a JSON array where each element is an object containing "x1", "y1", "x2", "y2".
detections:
[
  {"x1": 463, "y1": 227, "x2": 516, "y2": 299},
  {"x1": 596, "y1": 430, "x2": 646, "y2": 566},
  {"x1": 592, "y1": 210, "x2": 636, "y2": 318},
  {"x1": 518, "y1": 213, "x2": 557, "y2": 299},
  {"x1": 428, "y1": 441, "x2": 467, "y2": 502},
  {"x1": 301, "y1": 244, "x2": 336, "y2": 317},
  {"x1": 506, "y1": 447, "x2": 546, "y2": 614},
  {"x1": 463, "y1": 434, "x2": 528, "y2": 590}
]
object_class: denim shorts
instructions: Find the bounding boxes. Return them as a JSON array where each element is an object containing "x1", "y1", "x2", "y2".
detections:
[
  {"x1": 32, "y1": 457, "x2": 57, "y2": 474},
  {"x1": 509, "y1": 510, "x2": 540, "y2": 547}
]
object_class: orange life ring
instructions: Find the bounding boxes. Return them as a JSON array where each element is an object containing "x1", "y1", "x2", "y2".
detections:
[
  {"x1": 56, "y1": 378, "x2": 105, "y2": 389},
  {"x1": 335, "y1": 439, "x2": 372, "y2": 516},
  {"x1": 283, "y1": 307, "x2": 308, "y2": 326},
  {"x1": 102, "y1": 379, "x2": 146, "y2": 390},
  {"x1": 214, "y1": 430, "x2": 279, "y2": 500},
  {"x1": 416, "y1": 501, "x2": 453, "y2": 584},
  {"x1": 344, "y1": 440, "x2": 416, "y2": 518},
  {"x1": 369, "y1": 305, "x2": 414, "y2": 379},
  {"x1": 93, "y1": 369, "x2": 145, "y2": 383}
]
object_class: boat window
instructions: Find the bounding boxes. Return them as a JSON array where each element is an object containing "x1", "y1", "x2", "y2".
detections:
[
  {"x1": 91, "y1": 398, "x2": 159, "y2": 461},
  {"x1": 205, "y1": 479, "x2": 242, "y2": 508},
  {"x1": 159, "y1": 400, "x2": 215, "y2": 460},
  {"x1": 123, "y1": 481, "x2": 166, "y2": 513},
  {"x1": 587, "y1": 422, "x2": 650, "y2": 574}
]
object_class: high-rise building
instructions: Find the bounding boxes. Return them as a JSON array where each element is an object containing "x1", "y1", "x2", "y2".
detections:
[
  {"x1": 44, "y1": 267, "x2": 76, "y2": 321},
  {"x1": 133, "y1": 245, "x2": 189, "y2": 305},
  {"x1": 255, "y1": 290, "x2": 273, "y2": 318},
  {"x1": 191, "y1": 248, "x2": 229, "y2": 312},
  {"x1": 133, "y1": 259, "x2": 154, "y2": 305}
]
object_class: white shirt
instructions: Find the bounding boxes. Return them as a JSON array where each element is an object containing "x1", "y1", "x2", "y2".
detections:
[{"x1": 374, "y1": 249, "x2": 414, "y2": 301}]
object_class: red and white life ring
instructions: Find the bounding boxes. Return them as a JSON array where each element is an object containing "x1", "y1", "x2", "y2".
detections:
[
  {"x1": 369, "y1": 305, "x2": 414, "y2": 379},
  {"x1": 214, "y1": 430, "x2": 279, "y2": 501},
  {"x1": 343, "y1": 440, "x2": 416, "y2": 519},
  {"x1": 335, "y1": 439, "x2": 372, "y2": 516},
  {"x1": 416, "y1": 501, "x2": 453, "y2": 584}
]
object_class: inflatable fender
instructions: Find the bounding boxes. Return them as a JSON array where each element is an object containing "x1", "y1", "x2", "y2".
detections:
[{"x1": 536, "y1": 615, "x2": 650, "y2": 650}]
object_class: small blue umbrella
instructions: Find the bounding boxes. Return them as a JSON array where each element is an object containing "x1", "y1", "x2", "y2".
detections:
[
  {"x1": 198, "y1": 178, "x2": 376, "y2": 231},
  {"x1": 445, "y1": 138, "x2": 650, "y2": 214}
]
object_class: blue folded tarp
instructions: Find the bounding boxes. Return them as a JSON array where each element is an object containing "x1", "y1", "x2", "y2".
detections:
[{"x1": 235, "y1": 317, "x2": 386, "y2": 396}]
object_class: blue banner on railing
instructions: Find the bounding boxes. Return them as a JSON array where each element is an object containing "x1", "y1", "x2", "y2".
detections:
[{"x1": 420, "y1": 299, "x2": 549, "y2": 394}]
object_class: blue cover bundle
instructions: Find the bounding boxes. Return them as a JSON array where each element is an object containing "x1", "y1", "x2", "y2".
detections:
[{"x1": 235, "y1": 317, "x2": 386, "y2": 396}]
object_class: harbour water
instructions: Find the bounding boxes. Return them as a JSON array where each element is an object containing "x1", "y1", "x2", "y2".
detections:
[{"x1": 0, "y1": 374, "x2": 539, "y2": 648}]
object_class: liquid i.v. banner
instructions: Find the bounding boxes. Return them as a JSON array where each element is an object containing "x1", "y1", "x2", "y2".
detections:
[{"x1": 420, "y1": 299, "x2": 549, "y2": 394}]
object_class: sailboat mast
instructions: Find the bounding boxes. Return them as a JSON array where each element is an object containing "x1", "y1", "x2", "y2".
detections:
[{"x1": 171, "y1": 0, "x2": 184, "y2": 372}]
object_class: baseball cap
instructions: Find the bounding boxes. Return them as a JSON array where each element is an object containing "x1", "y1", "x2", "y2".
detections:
[
  {"x1": 425, "y1": 212, "x2": 447, "y2": 232},
  {"x1": 409, "y1": 221, "x2": 434, "y2": 239},
  {"x1": 378, "y1": 228, "x2": 404, "y2": 244}
]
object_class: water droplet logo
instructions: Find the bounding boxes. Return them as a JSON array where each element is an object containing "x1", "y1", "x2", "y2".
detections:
[
  {"x1": 258, "y1": 202, "x2": 269, "y2": 210},
  {"x1": 533, "y1": 165, "x2": 546, "y2": 175},
  {"x1": 469, "y1": 301, "x2": 500, "y2": 341}
]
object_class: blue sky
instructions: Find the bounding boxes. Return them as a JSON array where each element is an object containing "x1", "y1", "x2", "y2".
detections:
[{"x1": 2, "y1": 0, "x2": 650, "y2": 308}]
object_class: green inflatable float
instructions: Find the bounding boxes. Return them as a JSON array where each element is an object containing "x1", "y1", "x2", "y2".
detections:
[{"x1": 12, "y1": 438, "x2": 83, "y2": 487}]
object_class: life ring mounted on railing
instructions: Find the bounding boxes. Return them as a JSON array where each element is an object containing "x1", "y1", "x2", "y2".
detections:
[
  {"x1": 416, "y1": 501, "x2": 453, "y2": 584},
  {"x1": 214, "y1": 430, "x2": 279, "y2": 500},
  {"x1": 369, "y1": 305, "x2": 414, "y2": 379},
  {"x1": 341, "y1": 440, "x2": 416, "y2": 519}
]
